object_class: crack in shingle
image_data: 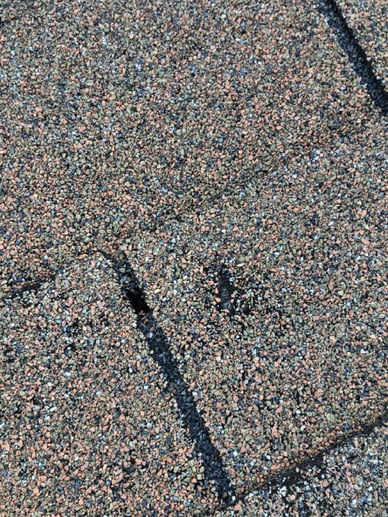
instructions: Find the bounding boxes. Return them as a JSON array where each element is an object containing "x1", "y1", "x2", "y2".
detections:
[
  {"x1": 3, "y1": 252, "x2": 385, "y2": 512},
  {"x1": 216, "y1": 265, "x2": 236, "y2": 316}
]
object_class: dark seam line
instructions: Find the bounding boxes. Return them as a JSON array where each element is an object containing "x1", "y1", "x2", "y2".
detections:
[
  {"x1": 216, "y1": 265, "x2": 236, "y2": 317},
  {"x1": 3, "y1": 253, "x2": 384, "y2": 509},
  {"x1": 0, "y1": 275, "x2": 57, "y2": 303},
  {"x1": 315, "y1": 0, "x2": 387, "y2": 114},
  {"x1": 198, "y1": 409, "x2": 387, "y2": 515},
  {"x1": 100, "y1": 250, "x2": 236, "y2": 504}
]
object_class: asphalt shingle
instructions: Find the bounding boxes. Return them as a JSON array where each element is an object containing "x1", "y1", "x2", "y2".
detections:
[
  {"x1": 337, "y1": 0, "x2": 388, "y2": 86},
  {"x1": 0, "y1": 0, "x2": 386, "y2": 515}
]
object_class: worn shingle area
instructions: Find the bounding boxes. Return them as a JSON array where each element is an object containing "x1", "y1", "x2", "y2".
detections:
[
  {"x1": 337, "y1": 0, "x2": 388, "y2": 85},
  {"x1": 118, "y1": 125, "x2": 386, "y2": 495}
]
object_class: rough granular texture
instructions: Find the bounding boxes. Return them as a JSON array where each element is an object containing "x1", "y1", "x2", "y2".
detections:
[
  {"x1": 337, "y1": 0, "x2": 388, "y2": 85},
  {"x1": 0, "y1": 0, "x2": 386, "y2": 515},
  {"x1": 214, "y1": 423, "x2": 388, "y2": 516},
  {"x1": 0, "y1": 0, "x2": 383, "y2": 293},
  {"x1": 0, "y1": 256, "x2": 219, "y2": 515},
  {"x1": 115, "y1": 125, "x2": 386, "y2": 495}
]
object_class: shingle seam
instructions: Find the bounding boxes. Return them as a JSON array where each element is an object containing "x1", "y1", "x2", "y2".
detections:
[
  {"x1": 315, "y1": 0, "x2": 388, "y2": 114},
  {"x1": 0, "y1": 274, "x2": 58, "y2": 304},
  {"x1": 197, "y1": 409, "x2": 387, "y2": 515},
  {"x1": 99, "y1": 249, "x2": 236, "y2": 505}
]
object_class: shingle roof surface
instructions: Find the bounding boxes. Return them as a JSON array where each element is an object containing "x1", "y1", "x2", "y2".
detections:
[{"x1": 1, "y1": 1, "x2": 386, "y2": 515}]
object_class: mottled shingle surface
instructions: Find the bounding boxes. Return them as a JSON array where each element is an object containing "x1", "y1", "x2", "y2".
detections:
[
  {"x1": 0, "y1": 0, "x2": 386, "y2": 515},
  {"x1": 214, "y1": 423, "x2": 388, "y2": 516},
  {"x1": 0, "y1": 0, "x2": 383, "y2": 292},
  {"x1": 337, "y1": 0, "x2": 387, "y2": 85},
  {"x1": 0, "y1": 256, "x2": 220, "y2": 515}
]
